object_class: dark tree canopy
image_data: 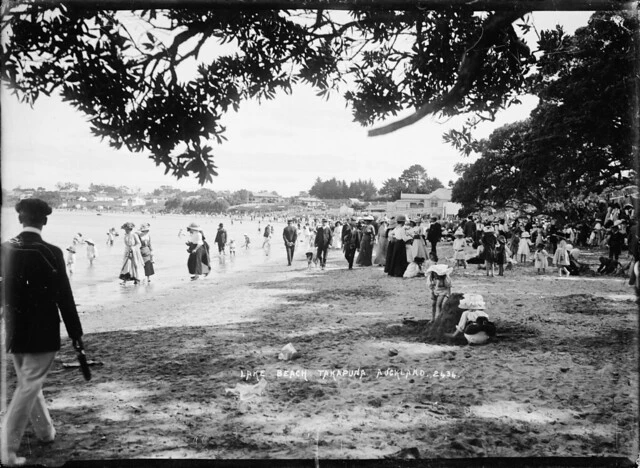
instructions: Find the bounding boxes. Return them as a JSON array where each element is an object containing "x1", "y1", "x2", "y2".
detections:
[
  {"x1": 379, "y1": 164, "x2": 444, "y2": 200},
  {"x1": 451, "y1": 11, "x2": 637, "y2": 220},
  {"x1": 2, "y1": 4, "x2": 538, "y2": 184}
]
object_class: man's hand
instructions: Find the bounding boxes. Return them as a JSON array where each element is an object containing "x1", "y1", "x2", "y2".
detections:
[{"x1": 72, "y1": 337, "x2": 84, "y2": 351}]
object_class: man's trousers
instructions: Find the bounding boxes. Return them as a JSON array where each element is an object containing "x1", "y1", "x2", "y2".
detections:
[{"x1": 2, "y1": 352, "x2": 57, "y2": 459}]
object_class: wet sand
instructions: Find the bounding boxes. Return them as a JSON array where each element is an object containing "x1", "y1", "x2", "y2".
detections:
[{"x1": 7, "y1": 242, "x2": 639, "y2": 463}]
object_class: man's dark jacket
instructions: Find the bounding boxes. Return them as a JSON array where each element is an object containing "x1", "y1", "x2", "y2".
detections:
[
  {"x1": 315, "y1": 226, "x2": 332, "y2": 248},
  {"x1": 2, "y1": 231, "x2": 83, "y2": 353},
  {"x1": 427, "y1": 222, "x2": 443, "y2": 243},
  {"x1": 214, "y1": 228, "x2": 227, "y2": 246},
  {"x1": 283, "y1": 225, "x2": 298, "y2": 245}
]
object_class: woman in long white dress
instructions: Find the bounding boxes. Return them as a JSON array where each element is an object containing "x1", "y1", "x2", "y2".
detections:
[{"x1": 119, "y1": 222, "x2": 145, "y2": 285}]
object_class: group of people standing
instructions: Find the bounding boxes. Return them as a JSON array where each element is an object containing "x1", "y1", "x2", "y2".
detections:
[{"x1": 118, "y1": 222, "x2": 155, "y2": 285}]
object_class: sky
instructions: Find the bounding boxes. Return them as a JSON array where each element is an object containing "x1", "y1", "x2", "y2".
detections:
[{"x1": 1, "y1": 11, "x2": 592, "y2": 197}]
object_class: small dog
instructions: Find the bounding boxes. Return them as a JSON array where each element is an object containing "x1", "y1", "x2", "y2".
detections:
[{"x1": 306, "y1": 251, "x2": 318, "y2": 269}]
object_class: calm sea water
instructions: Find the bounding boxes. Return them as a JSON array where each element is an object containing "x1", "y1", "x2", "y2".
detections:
[{"x1": 1, "y1": 208, "x2": 291, "y2": 309}]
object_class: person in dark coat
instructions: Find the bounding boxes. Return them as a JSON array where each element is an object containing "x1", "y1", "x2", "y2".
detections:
[
  {"x1": 342, "y1": 217, "x2": 361, "y2": 270},
  {"x1": 282, "y1": 219, "x2": 298, "y2": 266},
  {"x1": 214, "y1": 223, "x2": 227, "y2": 255},
  {"x1": 607, "y1": 224, "x2": 626, "y2": 261},
  {"x1": 315, "y1": 218, "x2": 333, "y2": 270},
  {"x1": 426, "y1": 216, "x2": 443, "y2": 257},
  {"x1": 385, "y1": 215, "x2": 411, "y2": 277},
  {"x1": 481, "y1": 225, "x2": 497, "y2": 277},
  {"x1": 463, "y1": 216, "x2": 476, "y2": 240},
  {"x1": 1, "y1": 199, "x2": 85, "y2": 466}
]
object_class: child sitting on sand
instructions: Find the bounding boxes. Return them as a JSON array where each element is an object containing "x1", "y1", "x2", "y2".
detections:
[
  {"x1": 427, "y1": 264, "x2": 452, "y2": 321},
  {"x1": 446, "y1": 294, "x2": 496, "y2": 345}
]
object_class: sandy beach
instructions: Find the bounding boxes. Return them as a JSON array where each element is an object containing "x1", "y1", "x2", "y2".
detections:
[{"x1": 6, "y1": 241, "x2": 638, "y2": 464}]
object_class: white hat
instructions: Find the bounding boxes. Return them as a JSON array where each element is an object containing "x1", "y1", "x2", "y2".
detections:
[
  {"x1": 454, "y1": 228, "x2": 464, "y2": 237},
  {"x1": 363, "y1": 215, "x2": 374, "y2": 221},
  {"x1": 520, "y1": 231, "x2": 530, "y2": 238},
  {"x1": 483, "y1": 226, "x2": 493, "y2": 233},
  {"x1": 187, "y1": 222, "x2": 201, "y2": 231},
  {"x1": 85, "y1": 239, "x2": 95, "y2": 245},
  {"x1": 426, "y1": 264, "x2": 452, "y2": 276},
  {"x1": 459, "y1": 294, "x2": 486, "y2": 310}
]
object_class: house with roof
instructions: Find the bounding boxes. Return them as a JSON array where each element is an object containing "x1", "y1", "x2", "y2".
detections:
[
  {"x1": 295, "y1": 196, "x2": 326, "y2": 208},
  {"x1": 387, "y1": 188, "x2": 462, "y2": 218},
  {"x1": 249, "y1": 191, "x2": 284, "y2": 204}
]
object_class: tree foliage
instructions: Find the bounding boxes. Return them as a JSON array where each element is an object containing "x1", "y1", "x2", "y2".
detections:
[
  {"x1": 379, "y1": 164, "x2": 444, "y2": 200},
  {"x1": 309, "y1": 177, "x2": 377, "y2": 200},
  {"x1": 451, "y1": 11, "x2": 636, "y2": 221},
  {"x1": 2, "y1": 5, "x2": 534, "y2": 184}
]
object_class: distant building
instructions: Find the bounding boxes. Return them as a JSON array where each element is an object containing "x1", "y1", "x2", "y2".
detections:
[
  {"x1": 92, "y1": 193, "x2": 115, "y2": 202},
  {"x1": 122, "y1": 196, "x2": 146, "y2": 207},
  {"x1": 387, "y1": 188, "x2": 462, "y2": 218},
  {"x1": 250, "y1": 191, "x2": 284, "y2": 204},
  {"x1": 296, "y1": 196, "x2": 326, "y2": 208}
]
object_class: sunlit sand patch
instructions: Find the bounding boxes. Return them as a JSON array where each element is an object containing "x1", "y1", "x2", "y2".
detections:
[
  {"x1": 363, "y1": 341, "x2": 452, "y2": 358},
  {"x1": 469, "y1": 401, "x2": 578, "y2": 423},
  {"x1": 596, "y1": 294, "x2": 636, "y2": 301}
]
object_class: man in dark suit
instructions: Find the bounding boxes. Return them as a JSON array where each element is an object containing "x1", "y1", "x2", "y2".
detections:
[
  {"x1": 1, "y1": 199, "x2": 85, "y2": 466},
  {"x1": 427, "y1": 216, "x2": 443, "y2": 257},
  {"x1": 214, "y1": 223, "x2": 227, "y2": 255},
  {"x1": 282, "y1": 219, "x2": 298, "y2": 266},
  {"x1": 314, "y1": 218, "x2": 333, "y2": 270},
  {"x1": 341, "y1": 217, "x2": 361, "y2": 270},
  {"x1": 463, "y1": 215, "x2": 476, "y2": 240}
]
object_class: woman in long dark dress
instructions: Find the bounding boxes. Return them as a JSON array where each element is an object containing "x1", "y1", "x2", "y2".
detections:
[
  {"x1": 385, "y1": 215, "x2": 411, "y2": 277},
  {"x1": 481, "y1": 225, "x2": 497, "y2": 277},
  {"x1": 186, "y1": 222, "x2": 210, "y2": 280},
  {"x1": 138, "y1": 223, "x2": 155, "y2": 283},
  {"x1": 356, "y1": 216, "x2": 376, "y2": 267}
]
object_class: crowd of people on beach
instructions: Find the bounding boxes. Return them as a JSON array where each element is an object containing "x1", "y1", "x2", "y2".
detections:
[
  {"x1": 2, "y1": 195, "x2": 638, "y2": 465},
  {"x1": 61, "y1": 201, "x2": 638, "y2": 346}
]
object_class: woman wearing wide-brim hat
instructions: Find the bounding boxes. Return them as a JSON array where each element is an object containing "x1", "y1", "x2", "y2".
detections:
[
  {"x1": 119, "y1": 222, "x2": 145, "y2": 285},
  {"x1": 385, "y1": 214, "x2": 411, "y2": 277},
  {"x1": 356, "y1": 215, "x2": 376, "y2": 267},
  {"x1": 138, "y1": 223, "x2": 155, "y2": 282},
  {"x1": 185, "y1": 222, "x2": 210, "y2": 280},
  {"x1": 85, "y1": 238, "x2": 98, "y2": 266},
  {"x1": 373, "y1": 216, "x2": 390, "y2": 267}
]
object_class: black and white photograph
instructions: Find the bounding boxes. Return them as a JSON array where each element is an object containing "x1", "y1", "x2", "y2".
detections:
[{"x1": 1, "y1": 0, "x2": 638, "y2": 465}]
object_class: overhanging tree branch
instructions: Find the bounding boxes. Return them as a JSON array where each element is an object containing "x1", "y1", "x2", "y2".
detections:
[{"x1": 368, "y1": 9, "x2": 527, "y2": 136}]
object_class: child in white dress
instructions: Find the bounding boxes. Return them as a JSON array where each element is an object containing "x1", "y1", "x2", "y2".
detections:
[
  {"x1": 228, "y1": 239, "x2": 236, "y2": 256},
  {"x1": 517, "y1": 231, "x2": 532, "y2": 263},
  {"x1": 66, "y1": 246, "x2": 76, "y2": 275},
  {"x1": 533, "y1": 244, "x2": 548, "y2": 274},
  {"x1": 85, "y1": 239, "x2": 98, "y2": 266},
  {"x1": 452, "y1": 228, "x2": 467, "y2": 269}
]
